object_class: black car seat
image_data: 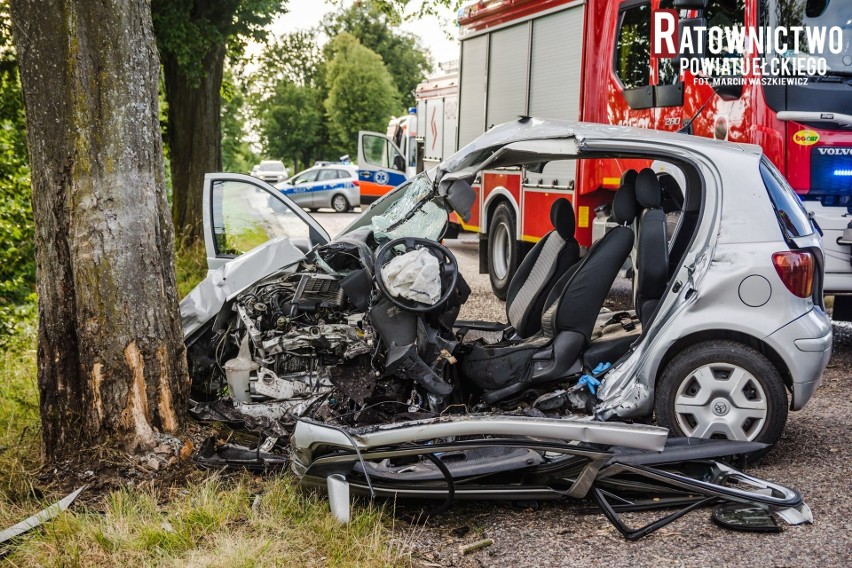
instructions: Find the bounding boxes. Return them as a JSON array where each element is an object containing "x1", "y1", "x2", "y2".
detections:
[
  {"x1": 658, "y1": 172, "x2": 684, "y2": 242},
  {"x1": 457, "y1": 198, "x2": 580, "y2": 339},
  {"x1": 504, "y1": 198, "x2": 580, "y2": 337},
  {"x1": 461, "y1": 183, "x2": 640, "y2": 403},
  {"x1": 635, "y1": 168, "x2": 669, "y2": 327}
]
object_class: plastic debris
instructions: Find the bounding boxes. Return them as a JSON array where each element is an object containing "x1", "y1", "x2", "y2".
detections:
[
  {"x1": 0, "y1": 486, "x2": 85, "y2": 546},
  {"x1": 578, "y1": 374, "x2": 601, "y2": 395},
  {"x1": 592, "y1": 361, "x2": 612, "y2": 376}
]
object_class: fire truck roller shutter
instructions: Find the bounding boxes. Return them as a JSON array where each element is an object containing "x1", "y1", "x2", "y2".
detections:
[
  {"x1": 526, "y1": 7, "x2": 584, "y2": 197},
  {"x1": 458, "y1": 35, "x2": 488, "y2": 149},
  {"x1": 485, "y1": 23, "x2": 529, "y2": 128}
]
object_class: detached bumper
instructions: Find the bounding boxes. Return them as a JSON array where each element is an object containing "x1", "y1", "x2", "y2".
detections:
[{"x1": 767, "y1": 308, "x2": 832, "y2": 411}]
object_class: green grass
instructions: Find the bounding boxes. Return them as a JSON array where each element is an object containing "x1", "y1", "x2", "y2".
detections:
[
  {"x1": 175, "y1": 236, "x2": 209, "y2": 299},
  {"x1": 0, "y1": 308, "x2": 40, "y2": 505},
  {"x1": 3, "y1": 475, "x2": 408, "y2": 567},
  {"x1": 0, "y1": 274, "x2": 409, "y2": 566}
]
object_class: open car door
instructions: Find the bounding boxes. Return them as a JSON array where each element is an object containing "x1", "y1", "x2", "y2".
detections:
[
  {"x1": 202, "y1": 173, "x2": 330, "y2": 271},
  {"x1": 357, "y1": 131, "x2": 408, "y2": 204}
]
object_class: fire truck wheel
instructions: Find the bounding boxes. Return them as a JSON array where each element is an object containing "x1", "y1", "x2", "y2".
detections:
[{"x1": 488, "y1": 203, "x2": 520, "y2": 300}]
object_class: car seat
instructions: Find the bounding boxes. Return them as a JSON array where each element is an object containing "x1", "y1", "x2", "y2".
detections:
[
  {"x1": 659, "y1": 172, "x2": 684, "y2": 242},
  {"x1": 635, "y1": 169, "x2": 669, "y2": 327},
  {"x1": 460, "y1": 182, "x2": 640, "y2": 404},
  {"x1": 457, "y1": 198, "x2": 580, "y2": 339},
  {"x1": 504, "y1": 198, "x2": 580, "y2": 337}
]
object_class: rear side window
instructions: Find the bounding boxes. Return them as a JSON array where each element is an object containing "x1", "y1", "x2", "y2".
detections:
[
  {"x1": 760, "y1": 159, "x2": 813, "y2": 239},
  {"x1": 615, "y1": 3, "x2": 651, "y2": 89},
  {"x1": 317, "y1": 169, "x2": 338, "y2": 181}
]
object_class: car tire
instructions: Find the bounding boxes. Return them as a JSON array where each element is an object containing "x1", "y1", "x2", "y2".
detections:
[
  {"x1": 331, "y1": 194, "x2": 349, "y2": 213},
  {"x1": 655, "y1": 340, "x2": 788, "y2": 459},
  {"x1": 488, "y1": 203, "x2": 520, "y2": 300}
]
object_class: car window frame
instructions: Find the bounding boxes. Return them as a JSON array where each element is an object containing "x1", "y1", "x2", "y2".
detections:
[{"x1": 760, "y1": 158, "x2": 815, "y2": 241}]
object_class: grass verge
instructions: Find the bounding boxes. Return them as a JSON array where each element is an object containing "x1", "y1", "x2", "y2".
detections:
[
  {"x1": 3, "y1": 475, "x2": 409, "y2": 567},
  {"x1": 175, "y1": 236, "x2": 208, "y2": 299}
]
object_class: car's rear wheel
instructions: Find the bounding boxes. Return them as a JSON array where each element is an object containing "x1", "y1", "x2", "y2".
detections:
[
  {"x1": 331, "y1": 194, "x2": 350, "y2": 213},
  {"x1": 655, "y1": 340, "x2": 788, "y2": 459},
  {"x1": 488, "y1": 203, "x2": 520, "y2": 300}
]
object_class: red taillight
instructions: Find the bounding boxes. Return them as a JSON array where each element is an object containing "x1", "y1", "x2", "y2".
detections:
[
  {"x1": 772, "y1": 251, "x2": 814, "y2": 298},
  {"x1": 352, "y1": 180, "x2": 360, "y2": 187}
]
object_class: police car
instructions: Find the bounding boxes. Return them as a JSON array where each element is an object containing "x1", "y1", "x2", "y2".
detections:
[{"x1": 276, "y1": 164, "x2": 359, "y2": 213}]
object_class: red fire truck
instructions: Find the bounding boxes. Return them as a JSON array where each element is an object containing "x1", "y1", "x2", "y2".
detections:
[{"x1": 359, "y1": 0, "x2": 852, "y2": 306}]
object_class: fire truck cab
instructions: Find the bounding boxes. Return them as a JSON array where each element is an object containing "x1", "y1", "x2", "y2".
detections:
[{"x1": 360, "y1": 0, "x2": 852, "y2": 304}]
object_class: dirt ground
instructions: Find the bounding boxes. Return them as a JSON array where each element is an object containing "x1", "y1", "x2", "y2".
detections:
[{"x1": 310, "y1": 215, "x2": 852, "y2": 567}]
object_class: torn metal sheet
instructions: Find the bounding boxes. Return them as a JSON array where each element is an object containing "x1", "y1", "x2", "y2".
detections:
[
  {"x1": 291, "y1": 429, "x2": 811, "y2": 540},
  {"x1": 0, "y1": 486, "x2": 85, "y2": 546}
]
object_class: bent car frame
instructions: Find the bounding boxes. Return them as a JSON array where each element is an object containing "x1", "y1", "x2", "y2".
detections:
[{"x1": 181, "y1": 118, "x2": 828, "y2": 537}]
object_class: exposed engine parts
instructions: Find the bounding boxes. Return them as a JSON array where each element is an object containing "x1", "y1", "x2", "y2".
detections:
[{"x1": 189, "y1": 236, "x2": 467, "y2": 434}]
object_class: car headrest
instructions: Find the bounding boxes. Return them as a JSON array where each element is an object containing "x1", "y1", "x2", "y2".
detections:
[
  {"x1": 612, "y1": 176, "x2": 639, "y2": 225},
  {"x1": 620, "y1": 169, "x2": 638, "y2": 188},
  {"x1": 550, "y1": 198, "x2": 576, "y2": 240},
  {"x1": 658, "y1": 173, "x2": 684, "y2": 210},
  {"x1": 636, "y1": 168, "x2": 662, "y2": 209}
]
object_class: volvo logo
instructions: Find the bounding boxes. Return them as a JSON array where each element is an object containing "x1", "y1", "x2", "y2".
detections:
[
  {"x1": 374, "y1": 171, "x2": 390, "y2": 185},
  {"x1": 817, "y1": 148, "x2": 852, "y2": 156}
]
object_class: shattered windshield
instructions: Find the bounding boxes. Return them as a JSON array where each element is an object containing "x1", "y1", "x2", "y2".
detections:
[{"x1": 342, "y1": 172, "x2": 447, "y2": 242}]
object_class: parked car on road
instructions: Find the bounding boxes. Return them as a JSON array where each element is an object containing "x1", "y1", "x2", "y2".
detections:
[
  {"x1": 276, "y1": 164, "x2": 359, "y2": 213},
  {"x1": 250, "y1": 160, "x2": 289, "y2": 183}
]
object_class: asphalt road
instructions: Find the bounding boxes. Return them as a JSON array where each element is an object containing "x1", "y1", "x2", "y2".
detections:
[{"x1": 312, "y1": 211, "x2": 852, "y2": 567}]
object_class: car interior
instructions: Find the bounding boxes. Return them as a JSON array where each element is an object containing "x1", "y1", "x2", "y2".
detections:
[{"x1": 455, "y1": 156, "x2": 702, "y2": 406}]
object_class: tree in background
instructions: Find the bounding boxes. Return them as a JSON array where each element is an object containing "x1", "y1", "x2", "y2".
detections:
[
  {"x1": 151, "y1": 0, "x2": 284, "y2": 243},
  {"x1": 253, "y1": 29, "x2": 327, "y2": 171},
  {"x1": 253, "y1": 29, "x2": 324, "y2": 96},
  {"x1": 10, "y1": 0, "x2": 188, "y2": 461},
  {"x1": 0, "y1": 2, "x2": 34, "y2": 343},
  {"x1": 324, "y1": 33, "x2": 401, "y2": 158},
  {"x1": 221, "y1": 68, "x2": 259, "y2": 173},
  {"x1": 260, "y1": 81, "x2": 324, "y2": 173},
  {"x1": 324, "y1": 1, "x2": 432, "y2": 108}
]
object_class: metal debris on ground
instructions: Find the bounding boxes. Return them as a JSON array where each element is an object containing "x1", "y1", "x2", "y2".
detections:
[{"x1": 0, "y1": 486, "x2": 85, "y2": 547}]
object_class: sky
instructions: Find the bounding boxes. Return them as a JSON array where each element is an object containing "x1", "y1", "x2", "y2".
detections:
[{"x1": 245, "y1": 0, "x2": 461, "y2": 69}]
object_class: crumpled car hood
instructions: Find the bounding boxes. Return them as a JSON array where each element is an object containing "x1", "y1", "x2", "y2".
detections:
[{"x1": 181, "y1": 237, "x2": 304, "y2": 339}]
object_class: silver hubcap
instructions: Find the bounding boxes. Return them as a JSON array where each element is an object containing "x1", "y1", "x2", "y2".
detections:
[
  {"x1": 333, "y1": 195, "x2": 347, "y2": 211},
  {"x1": 673, "y1": 363, "x2": 768, "y2": 441},
  {"x1": 491, "y1": 222, "x2": 511, "y2": 280}
]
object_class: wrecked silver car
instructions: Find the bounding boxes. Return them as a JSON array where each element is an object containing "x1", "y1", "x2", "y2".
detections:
[{"x1": 181, "y1": 118, "x2": 826, "y2": 537}]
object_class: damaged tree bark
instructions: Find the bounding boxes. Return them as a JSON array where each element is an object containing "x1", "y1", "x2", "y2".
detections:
[{"x1": 9, "y1": 0, "x2": 189, "y2": 461}]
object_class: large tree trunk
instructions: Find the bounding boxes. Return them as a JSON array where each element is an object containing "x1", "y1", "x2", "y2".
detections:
[
  {"x1": 163, "y1": 44, "x2": 224, "y2": 243},
  {"x1": 10, "y1": 0, "x2": 189, "y2": 461}
]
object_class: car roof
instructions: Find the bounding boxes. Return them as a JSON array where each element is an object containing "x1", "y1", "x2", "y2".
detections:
[
  {"x1": 438, "y1": 117, "x2": 763, "y2": 180},
  {"x1": 298, "y1": 164, "x2": 356, "y2": 174}
]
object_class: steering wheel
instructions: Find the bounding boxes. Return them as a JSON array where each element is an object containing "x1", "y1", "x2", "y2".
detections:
[{"x1": 374, "y1": 237, "x2": 459, "y2": 313}]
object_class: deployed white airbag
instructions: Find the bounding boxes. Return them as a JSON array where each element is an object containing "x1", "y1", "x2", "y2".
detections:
[{"x1": 380, "y1": 248, "x2": 441, "y2": 305}]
